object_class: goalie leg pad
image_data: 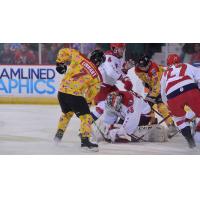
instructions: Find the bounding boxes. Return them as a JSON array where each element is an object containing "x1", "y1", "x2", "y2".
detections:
[{"x1": 144, "y1": 125, "x2": 169, "y2": 142}]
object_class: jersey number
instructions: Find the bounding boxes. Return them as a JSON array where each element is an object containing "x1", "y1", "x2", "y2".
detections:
[{"x1": 167, "y1": 64, "x2": 187, "y2": 80}]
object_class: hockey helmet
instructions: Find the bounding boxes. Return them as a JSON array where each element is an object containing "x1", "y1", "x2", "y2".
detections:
[
  {"x1": 106, "y1": 91, "x2": 122, "y2": 112},
  {"x1": 89, "y1": 50, "x2": 106, "y2": 67},
  {"x1": 167, "y1": 54, "x2": 180, "y2": 66},
  {"x1": 110, "y1": 43, "x2": 126, "y2": 49},
  {"x1": 137, "y1": 55, "x2": 150, "y2": 68},
  {"x1": 110, "y1": 43, "x2": 126, "y2": 58}
]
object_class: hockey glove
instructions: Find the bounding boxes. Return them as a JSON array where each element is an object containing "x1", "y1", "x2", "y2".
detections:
[
  {"x1": 145, "y1": 95, "x2": 156, "y2": 107},
  {"x1": 122, "y1": 59, "x2": 135, "y2": 74},
  {"x1": 56, "y1": 63, "x2": 67, "y2": 74},
  {"x1": 155, "y1": 95, "x2": 163, "y2": 104},
  {"x1": 122, "y1": 77, "x2": 133, "y2": 91}
]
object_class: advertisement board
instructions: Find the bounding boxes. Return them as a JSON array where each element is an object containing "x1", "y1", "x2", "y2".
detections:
[{"x1": 0, "y1": 65, "x2": 62, "y2": 104}]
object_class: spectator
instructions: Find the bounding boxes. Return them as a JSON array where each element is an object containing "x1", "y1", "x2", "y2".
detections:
[
  {"x1": 47, "y1": 44, "x2": 59, "y2": 64},
  {"x1": 190, "y1": 43, "x2": 200, "y2": 64},
  {"x1": 41, "y1": 44, "x2": 49, "y2": 64},
  {"x1": 0, "y1": 43, "x2": 14, "y2": 64},
  {"x1": 82, "y1": 43, "x2": 96, "y2": 56},
  {"x1": 181, "y1": 43, "x2": 194, "y2": 63},
  {"x1": 14, "y1": 44, "x2": 37, "y2": 64},
  {"x1": 71, "y1": 43, "x2": 81, "y2": 52}
]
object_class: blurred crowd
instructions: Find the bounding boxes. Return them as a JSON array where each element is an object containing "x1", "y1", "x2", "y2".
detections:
[
  {"x1": 181, "y1": 43, "x2": 200, "y2": 65},
  {"x1": 0, "y1": 43, "x2": 38, "y2": 65},
  {"x1": 0, "y1": 43, "x2": 102, "y2": 65},
  {"x1": 0, "y1": 43, "x2": 200, "y2": 65}
]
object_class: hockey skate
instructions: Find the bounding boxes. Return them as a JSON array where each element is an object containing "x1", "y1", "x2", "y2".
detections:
[
  {"x1": 194, "y1": 125, "x2": 200, "y2": 143},
  {"x1": 184, "y1": 135, "x2": 196, "y2": 149},
  {"x1": 81, "y1": 136, "x2": 99, "y2": 152},
  {"x1": 54, "y1": 129, "x2": 64, "y2": 143}
]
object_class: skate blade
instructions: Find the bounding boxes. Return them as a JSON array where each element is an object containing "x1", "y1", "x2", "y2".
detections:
[
  {"x1": 81, "y1": 147, "x2": 99, "y2": 152},
  {"x1": 53, "y1": 138, "x2": 62, "y2": 145}
]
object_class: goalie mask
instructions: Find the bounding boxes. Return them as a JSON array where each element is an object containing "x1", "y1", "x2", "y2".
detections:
[{"x1": 106, "y1": 92, "x2": 123, "y2": 112}]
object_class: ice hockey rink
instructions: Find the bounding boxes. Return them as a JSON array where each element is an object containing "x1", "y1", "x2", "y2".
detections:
[{"x1": 0, "y1": 104, "x2": 199, "y2": 155}]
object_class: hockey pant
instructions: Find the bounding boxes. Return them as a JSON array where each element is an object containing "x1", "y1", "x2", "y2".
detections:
[
  {"x1": 167, "y1": 89, "x2": 200, "y2": 131},
  {"x1": 57, "y1": 92, "x2": 94, "y2": 138}
]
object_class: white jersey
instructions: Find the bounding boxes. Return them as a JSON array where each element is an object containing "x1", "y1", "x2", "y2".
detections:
[
  {"x1": 161, "y1": 63, "x2": 200, "y2": 102},
  {"x1": 104, "y1": 91, "x2": 151, "y2": 135},
  {"x1": 99, "y1": 51, "x2": 126, "y2": 86}
]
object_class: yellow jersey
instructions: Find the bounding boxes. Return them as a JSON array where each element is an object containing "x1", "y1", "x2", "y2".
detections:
[
  {"x1": 135, "y1": 61, "x2": 164, "y2": 97},
  {"x1": 56, "y1": 48, "x2": 102, "y2": 104}
]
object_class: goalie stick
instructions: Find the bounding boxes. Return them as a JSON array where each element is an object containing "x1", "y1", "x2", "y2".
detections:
[{"x1": 93, "y1": 121, "x2": 111, "y2": 142}]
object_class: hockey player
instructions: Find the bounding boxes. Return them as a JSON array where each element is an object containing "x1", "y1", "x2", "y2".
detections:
[
  {"x1": 54, "y1": 48, "x2": 106, "y2": 151},
  {"x1": 161, "y1": 54, "x2": 200, "y2": 148},
  {"x1": 134, "y1": 55, "x2": 176, "y2": 130},
  {"x1": 91, "y1": 43, "x2": 134, "y2": 121},
  {"x1": 101, "y1": 90, "x2": 158, "y2": 143}
]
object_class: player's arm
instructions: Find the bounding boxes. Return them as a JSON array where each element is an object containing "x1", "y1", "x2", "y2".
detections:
[
  {"x1": 56, "y1": 48, "x2": 79, "y2": 74},
  {"x1": 191, "y1": 65, "x2": 200, "y2": 88},
  {"x1": 135, "y1": 71, "x2": 149, "y2": 84},
  {"x1": 149, "y1": 71, "x2": 161, "y2": 97},
  {"x1": 121, "y1": 59, "x2": 135, "y2": 74},
  {"x1": 120, "y1": 76, "x2": 133, "y2": 91},
  {"x1": 145, "y1": 70, "x2": 161, "y2": 105}
]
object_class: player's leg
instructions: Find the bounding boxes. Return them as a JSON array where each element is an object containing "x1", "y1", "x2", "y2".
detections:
[
  {"x1": 91, "y1": 101, "x2": 105, "y2": 121},
  {"x1": 54, "y1": 92, "x2": 74, "y2": 142},
  {"x1": 186, "y1": 89, "x2": 200, "y2": 134},
  {"x1": 140, "y1": 100, "x2": 157, "y2": 125},
  {"x1": 71, "y1": 96, "x2": 98, "y2": 151},
  {"x1": 55, "y1": 112, "x2": 74, "y2": 142},
  {"x1": 157, "y1": 103, "x2": 173, "y2": 124},
  {"x1": 167, "y1": 95, "x2": 196, "y2": 148}
]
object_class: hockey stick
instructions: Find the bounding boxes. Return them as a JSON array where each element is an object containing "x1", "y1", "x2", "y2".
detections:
[
  {"x1": 130, "y1": 90, "x2": 171, "y2": 124},
  {"x1": 158, "y1": 114, "x2": 171, "y2": 125},
  {"x1": 93, "y1": 121, "x2": 111, "y2": 142},
  {"x1": 168, "y1": 130, "x2": 180, "y2": 139},
  {"x1": 168, "y1": 117, "x2": 197, "y2": 139},
  {"x1": 128, "y1": 133, "x2": 147, "y2": 142}
]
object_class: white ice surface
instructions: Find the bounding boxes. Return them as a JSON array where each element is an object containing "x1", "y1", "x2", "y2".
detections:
[{"x1": 0, "y1": 104, "x2": 199, "y2": 155}]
